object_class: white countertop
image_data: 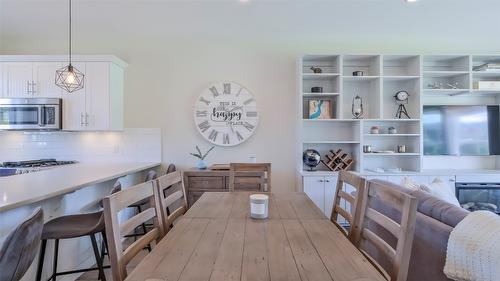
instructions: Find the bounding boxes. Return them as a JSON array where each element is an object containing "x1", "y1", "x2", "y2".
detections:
[{"x1": 0, "y1": 162, "x2": 160, "y2": 212}]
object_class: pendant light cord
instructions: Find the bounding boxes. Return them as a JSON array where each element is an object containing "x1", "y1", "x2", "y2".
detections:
[{"x1": 69, "y1": 0, "x2": 72, "y2": 66}]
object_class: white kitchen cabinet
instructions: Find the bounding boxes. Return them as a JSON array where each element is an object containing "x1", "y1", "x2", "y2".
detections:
[
  {"x1": 304, "y1": 176, "x2": 325, "y2": 214},
  {"x1": 324, "y1": 176, "x2": 337, "y2": 218},
  {"x1": 2, "y1": 62, "x2": 33, "y2": 97},
  {"x1": 62, "y1": 62, "x2": 124, "y2": 131},
  {"x1": 32, "y1": 62, "x2": 63, "y2": 98},
  {"x1": 303, "y1": 175, "x2": 339, "y2": 217},
  {"x1": 62, "y1": 63, "x2": 87, "y2": 130},
  {"x1": 0, "y1": 55, "x2": 126, "y2": 131}
]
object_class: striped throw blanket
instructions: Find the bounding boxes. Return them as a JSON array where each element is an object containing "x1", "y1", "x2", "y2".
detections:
[{"x1": 444, "y1": 211, "x2": 500, "y2": 281}]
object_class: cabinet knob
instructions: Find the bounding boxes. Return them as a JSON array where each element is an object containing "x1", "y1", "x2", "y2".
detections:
[
  {"x1": 318, "y1": 179, "x2": 324, "y2": 182},
  {"x1": 80, "y1": 113, "x2": 85, "y2": 127},
  {"x1": 325, "y1": 179, "x2": 330, "y2": 183}
]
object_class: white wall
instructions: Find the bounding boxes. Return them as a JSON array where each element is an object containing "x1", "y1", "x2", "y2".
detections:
[{"x1": 2, "y1": 0, "x2": 500, "y2": 191}]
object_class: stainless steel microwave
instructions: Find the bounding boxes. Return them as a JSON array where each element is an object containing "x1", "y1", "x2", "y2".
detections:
[{"x1": 0, "y1": 98, "x2": 62, "y2": 130}]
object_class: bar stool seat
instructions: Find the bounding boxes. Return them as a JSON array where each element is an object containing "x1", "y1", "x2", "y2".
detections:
[{"x1": 42, "y1": 212, "x2": 104, "y2": 240}]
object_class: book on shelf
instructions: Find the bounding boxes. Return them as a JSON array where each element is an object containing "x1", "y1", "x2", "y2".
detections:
[{"x1": 473, "y1": 63, "x2": 500, "y2": 72}]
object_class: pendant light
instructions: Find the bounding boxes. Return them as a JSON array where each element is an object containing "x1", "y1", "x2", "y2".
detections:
[{"x1": 55, "y1": 0, "x2": 84, "y2": 93}]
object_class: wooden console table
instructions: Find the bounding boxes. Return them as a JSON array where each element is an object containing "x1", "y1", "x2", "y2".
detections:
[{"x1": 183, "y1": 168, "x2": 265, "y2": 207}]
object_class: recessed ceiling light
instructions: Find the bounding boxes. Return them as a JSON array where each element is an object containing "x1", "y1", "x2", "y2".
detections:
[{"x1": 406, "y1": 0, "x2": 418, "y2": 2}]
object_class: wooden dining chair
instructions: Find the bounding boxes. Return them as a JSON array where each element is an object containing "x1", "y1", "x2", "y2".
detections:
[
  {"x1": 228, "y1": 163, "x2": 271, "y2": 192},
  {"x1": 155, "y1": 170, "x2": 188, "y2": 233},
  {"x1": 351, "y1": 180, "x2": 418, "y2": 281},
  {"x1": 330, "y1": 171, "x2": 366, "y2": 242},
  {"x1": 103, "y1": 180, "x2": 165, "y2": 281}
]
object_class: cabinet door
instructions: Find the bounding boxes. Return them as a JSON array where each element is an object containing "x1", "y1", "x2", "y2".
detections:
[
  {"x1": 3, "y1": 62, "x2": 32, "y2": 97},
  {"x1": 85, "y1": 62, "x2": 110, "y2": 130},
  {"x1": 62, "y1": 63, "x2": 86, "y2": 130},
  {"x1": 324, "y1": 176, "x2": 338, "y2": 218},
  {"x1": 0, "y1": 63, "x2": 3, "y2": 97},
  {"x1": 303, "y1": 177, "x2": 325, "y2": 214},
  {"x1": 32, "y1": 62, "x2": 63, "y2": 98}
]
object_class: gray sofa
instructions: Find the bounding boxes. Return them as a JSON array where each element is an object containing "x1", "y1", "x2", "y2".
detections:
[{"x1": 367, "y1": 180, "x2": 469, "y2": 281}]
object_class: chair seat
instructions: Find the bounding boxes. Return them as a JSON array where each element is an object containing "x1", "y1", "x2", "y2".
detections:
[{"x1": 42, "y1": 212, "x2": 104, "y2": 240}]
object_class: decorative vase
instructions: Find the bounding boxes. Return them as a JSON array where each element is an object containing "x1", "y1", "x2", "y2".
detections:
[{"x1": 197, "y1": 159, "x2": 208, "y2": 170}]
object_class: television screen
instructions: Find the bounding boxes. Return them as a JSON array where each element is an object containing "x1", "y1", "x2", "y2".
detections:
[{"x1": 423, "y1": 105, "x2": 500, "y2": 156}]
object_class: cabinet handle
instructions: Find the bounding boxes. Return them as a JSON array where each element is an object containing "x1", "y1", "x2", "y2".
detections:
[
  {"x1": 32, "y1": 81, "x2": 36, "y2": 95},
  {"x1": 449, "y1": 178, "x2": 455, "y2": 182},
  {"x1": 85, "y1": 113, "x2": 89, "y2": 126},
  {"x1": 80, "y1": 113, "x2": 85, "y2": 127},
  {"x1": 27, "y1": 81, "x2": 31, "y2": 95}
]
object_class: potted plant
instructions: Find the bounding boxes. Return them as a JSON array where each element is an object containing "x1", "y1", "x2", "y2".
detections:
[{"x1": 190, "y1": 145, "x2": 214, "y2": 170}]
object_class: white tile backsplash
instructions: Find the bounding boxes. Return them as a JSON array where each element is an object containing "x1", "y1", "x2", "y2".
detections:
[{"x1": 0, "y1": 128, "x2": 161, "y2": 163}]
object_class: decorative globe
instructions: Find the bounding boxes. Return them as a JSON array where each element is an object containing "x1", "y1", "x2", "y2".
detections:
[{"x1": 303, "y1": 149, "x2": 321, "y2": 171}]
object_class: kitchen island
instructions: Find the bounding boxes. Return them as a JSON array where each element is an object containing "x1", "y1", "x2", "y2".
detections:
[{"x1": 0, "y1": 161, "x2": 160, "y2": 281}]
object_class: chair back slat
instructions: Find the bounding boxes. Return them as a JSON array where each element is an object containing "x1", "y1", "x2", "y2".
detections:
[
  {"x1": 352, "y1": 180, "x2": 417, "y2": 281},
  {"x1": 119, "y1": 207, "x2": 157, "y2": 237},
  {"x1": 330, "y1": 171, "x2": 366, "y2": 241},
  {"x1": 229, "y1": 163, "x2": 271, "y2": 192},
  {"x1": 155, "y1": 170, "x2": 188, "y2": 233},
  {"x1": 103, "y1": 180, "x2": 164, "y2": 281}
]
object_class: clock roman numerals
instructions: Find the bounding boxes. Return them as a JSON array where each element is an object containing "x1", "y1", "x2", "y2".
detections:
[
  {"x1": 242, "y1": 121, "x2": 255, "y2": 132},
  {"x1": 198, "y1": 120, "x2": 210, "y2": 133},
  {"x1": 196, "y1": 110, "x2": 207, "y2": 117},
  {"x1": 243, "y1": 98, "x2": 254, "y2": 105},
  {"x1": 223, "y1": 133, "x2": 230, "y2": 145},
  {"x1": 235, "y1": 130, "x2": 244, "y2": 141},
  {"x1": 199, "y1": 97, "x2": 211, "y2": 105},
  {"x1": 208, "y1": 129, "x2": 218, "y2": 142},
  {"x1": 209, "y1": 86, "x2": 220, "y2": 97},
  {"x1": 246, "y1": 111, "x2": 257, "y2": 117},
  {"x1": 223, "y1": 83, "x2": 231, "y2": 95}
]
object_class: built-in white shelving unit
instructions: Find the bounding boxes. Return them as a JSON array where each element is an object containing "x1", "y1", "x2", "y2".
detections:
[{"x1": 298, "y1": 54, "x2": 500, "y2": 178}]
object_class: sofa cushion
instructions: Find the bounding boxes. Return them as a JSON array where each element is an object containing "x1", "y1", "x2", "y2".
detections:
[{"x1": 369, "y1": 179, "x2": 468, "y2": 227}]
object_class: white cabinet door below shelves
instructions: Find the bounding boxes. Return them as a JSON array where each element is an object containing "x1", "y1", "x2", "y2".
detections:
[
  {"x1": 32, "y1": 62, "x2": 63, "y2": 98},
  {"x1": 324, "y1": 176, "x2": 338, "y2": 218},
  {"x1": 3, "y1": 62, "x2": 32, "y2": 97},
  {"x1": 303, "y1": 176, "x2": 325, "y2": 214}
]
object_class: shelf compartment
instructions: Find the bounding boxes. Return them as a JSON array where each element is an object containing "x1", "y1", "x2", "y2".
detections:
[
  {"x1": 302, "y1": 95, "x2": 339, "y2": 119},
  {"x1": 472, "y1": 55, "x2": 500, "y2": 72},
  {"x1": 423, "y1": 72, "x2": 469, "y2": 91},
  {"x1": 423, "y1": 89, "x2": 470, "y2": 96},
  {"x1": 423, "y1": 55, "x2": 469, "y2": 72},
  {"x1": 303, "y1": 120, "x2": 360, "y2": 143},
  {"x1": 362, "y1": 119, "x2": 420, "y2": 134},
  {"x1": 302, "y1": 55, "x2": 340, "y2": 74},
  {"x1": 382, "y1": 78, "x2": 420, "y2": 119},
  {"x1": 343, "y1": 55, "x2": 381, "y2": 76},
  {"x1": 382, "y1": 55, "x2": 420, "y2": 76},
  {"x1": 383, "y1": 76, "x2": 420, "y2": 81},
  {"x1": 363, "y1": 153, "x2": 420, "y2": 175},
  {"x1": 302, "y1": 75, "x2": 339, "y2": 93},
  {"x1": 302, "y1": 143, "x2": 360, "y2": 172},
  {"x1": 342, "y1": 79, "x2": 381, "y2": 119}
]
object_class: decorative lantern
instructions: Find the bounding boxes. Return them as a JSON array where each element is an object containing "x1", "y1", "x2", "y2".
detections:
[{"x1": 352, "y1": 95, "x2": 364, "y2": 119}]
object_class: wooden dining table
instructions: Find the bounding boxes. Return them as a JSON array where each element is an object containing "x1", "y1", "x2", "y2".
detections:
[{"x1": 126, "y1": 192, "x2": 385, "y2": 281}]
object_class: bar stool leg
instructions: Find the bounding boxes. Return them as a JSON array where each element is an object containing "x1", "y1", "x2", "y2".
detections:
[
  {"x1": 36, "y1": 239, "x2": 47, "y2": 281},
  {"x1": 52, "y1": 239, "x2": 59, "y2": 281},
  {"x1": 90, "y1": 234, "x2": 106, "y2": 281}
]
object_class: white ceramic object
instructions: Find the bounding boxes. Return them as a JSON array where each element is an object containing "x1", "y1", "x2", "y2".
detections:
[{"x1": 250, "y1": 194, "x2": 269, "y2": 219}]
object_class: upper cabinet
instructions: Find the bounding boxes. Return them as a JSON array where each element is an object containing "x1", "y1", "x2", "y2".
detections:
[{"x1": 0, "y1": 55, "x2": 127, "y2": 131}]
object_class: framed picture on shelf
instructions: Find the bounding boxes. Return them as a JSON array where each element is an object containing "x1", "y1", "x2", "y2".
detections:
[{"x1": 308, "y1": 99, "x2": 332, "y2": 119}]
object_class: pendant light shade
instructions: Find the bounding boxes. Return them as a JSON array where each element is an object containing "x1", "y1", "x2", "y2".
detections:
[
  {"x1": 55, "y1": 64, "x2": 84, "y2": 93},
  {"x1": 55, "y1": 0, "x2": 84, "y2": 93}
]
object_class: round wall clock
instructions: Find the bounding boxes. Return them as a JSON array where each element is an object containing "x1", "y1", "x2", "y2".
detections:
[{"x1": 194, "y1": 81, "x2": 259, "y2": 146}]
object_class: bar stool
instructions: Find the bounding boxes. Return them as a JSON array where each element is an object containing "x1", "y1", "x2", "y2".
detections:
[
  {"x1": 36, "y1": 180, "x2": 122, "y2": 281},
  {"x1": 0, "y1": 207, "x2": 44, "y2": 281}
]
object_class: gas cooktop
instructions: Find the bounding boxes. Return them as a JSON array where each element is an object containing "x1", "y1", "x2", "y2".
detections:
[
  {"x1": 0, "y1": 159, "x2": 78, "y2": 177},
  {"x1": 2, "y1": 159, "x2": 78, "y2": 168}
]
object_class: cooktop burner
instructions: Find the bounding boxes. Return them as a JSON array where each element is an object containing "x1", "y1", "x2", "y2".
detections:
[{"x1": 2, "y1": 159, "x2": 78, "y2": 168}]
